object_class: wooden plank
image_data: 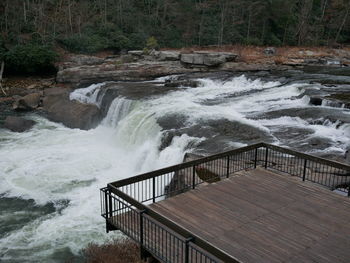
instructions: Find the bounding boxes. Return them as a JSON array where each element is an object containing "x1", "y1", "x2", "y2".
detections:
[{"x1": 111, "y1": 167, "x2": 350, "y2": 263}]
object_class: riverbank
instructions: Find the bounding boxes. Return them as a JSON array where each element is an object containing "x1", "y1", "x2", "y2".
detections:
[
  {"x1": 1, "y1": 45, "x2": 350, "y2": 132},
  {"x1": 84, "y1": 238, "x2": 141, "y2": 263}
]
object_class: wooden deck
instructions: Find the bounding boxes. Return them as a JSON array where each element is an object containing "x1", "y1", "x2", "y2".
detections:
[{"x1": 148, "y1": 167, "x2": 350, "y2": 263}]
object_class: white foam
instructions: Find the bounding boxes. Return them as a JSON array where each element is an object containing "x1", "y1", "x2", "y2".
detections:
[
  {"x1": 1, "y1": 74, "x2": 350, "y2": 262},
  {"x1": 69, "y1": 83, "x2": 106, "y2": 106},
  {"x1": 0, "y1": 111, "x2": 201, "y2": 261}
]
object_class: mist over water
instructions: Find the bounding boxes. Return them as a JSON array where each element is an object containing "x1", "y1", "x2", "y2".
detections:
[{"x1": 0, "y1": 71, "x2": 349, "y2": 262}]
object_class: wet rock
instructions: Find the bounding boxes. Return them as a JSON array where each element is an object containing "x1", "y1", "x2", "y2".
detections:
[
  {"x1": 13, "y1": 93, "x2": 41, "y2": 111},
  {"x1": 181, "y1": 52, "x2": 238, "y2": 67},
  {"x1": 222, "y1": 62, "x2": 282, "y2": 72},
  {"x1": 98, "y1": 87, "x2": 120, "y2": 116},
  {"x1": 307, "y1": 137, "x2": 333, "y2": 149},
  {"x1": 345, "y1": 148, "x2": 350, "y2": 164},
  {"x1": 43, "y1": 95, "x2": 102, "y2": 130},
  {"x1": 164, "y1": 79, "x2": 201, "y2": 88},
  {"x1": 258, "y1": 107, "x2": 350, "y2": 124},
  {"x1": 309, "y1": 96, "x2": 323, "y2": 106},
  {"x1": 4, "y1": 116, "x2": 36, "y2": 132},
  {"x1": 264, "y1": 47, "x2": 276, "y2": 55}
]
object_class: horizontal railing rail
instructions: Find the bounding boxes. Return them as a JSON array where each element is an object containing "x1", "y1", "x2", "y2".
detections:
[{"x1": 101, "y1": 143, "x2": 350, "y2": 263}]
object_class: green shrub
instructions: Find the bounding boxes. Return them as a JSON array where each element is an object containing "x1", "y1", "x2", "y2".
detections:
[
  {"x1": 4, "y1": 44, "x2": 57, "y2": 74},
  {"x1": 58, "y1": 25, "x2": 131, "y2": 53},
  {"x1": 146, "y1": 36, "x2": 158, "y2": 50},
  {"x1": 264, "y1": 33, "x2": 282, "y2": 46},
  {"x1": 244, "y1": 37, "x2": 263, "y2": 46},
  {"x1": 58, "y1": 34, "x2": 107, "y2": 53},
  {"x1": 128, "y1": 33, "x2": 146, "y2": 50}
]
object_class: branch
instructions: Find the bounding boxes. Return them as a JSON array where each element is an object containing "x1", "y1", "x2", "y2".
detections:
[{"x1": 0, "y1": 61, "x2": 6, "y2": 96}]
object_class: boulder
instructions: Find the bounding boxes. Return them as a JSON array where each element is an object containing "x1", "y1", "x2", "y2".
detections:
[
  {"x1": 43, "y1": 95, "x2": 102, "y2": 130},
  {"x1": 180, "y1": 52, "x2": 238, "y2": 67},
  {"x1": 181, "y1": 53, "x2": 204, "y2": 65},
  {"x1": 13, "y1": 93, "x2": 41, "y2": 111},
  {"x1": 309, "y1": 96, "x2": 323, "y2": 106},
  {"x1": 345, "y1": 147, "x2": 350, "y2": 164},
  {"x1": 154, "y1": 51, "x2": 180, "y2": 61},
  {"x1": 43, "y1": 87, "x2": 72, "y2": 97},
  {"x1": 4, "y1": 116, "x2": 36, "y2": 132},
  {"x1": 264, "y1": 47, "x2": 276, "y2": 55}
]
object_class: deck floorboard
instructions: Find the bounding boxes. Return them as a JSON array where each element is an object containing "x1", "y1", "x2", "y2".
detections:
[{"x1": 147, "y1": 167, "x2": 350, "y2": 263}]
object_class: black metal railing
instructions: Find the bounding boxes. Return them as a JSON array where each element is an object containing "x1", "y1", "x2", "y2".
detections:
[{"x1": 100, "y1": 143, "x2": 350, "y2": 263}]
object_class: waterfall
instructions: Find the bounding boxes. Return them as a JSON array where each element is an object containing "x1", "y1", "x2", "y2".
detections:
[
  {"x1": 1, "y1": 74, "x2": 350, "y2": 262},
  {"x1": 102, "y1": 97, "x2": 134, "y2": 127}
]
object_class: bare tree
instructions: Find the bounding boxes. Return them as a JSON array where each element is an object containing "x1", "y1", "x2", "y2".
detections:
[{"x1": 0, "y1": 61, "x2": 6, "y2": 96}]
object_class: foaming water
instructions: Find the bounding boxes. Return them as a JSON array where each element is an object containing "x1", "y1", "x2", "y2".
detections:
[
  {"x1": 102, "y1": 97, "x2": 135, "y2": 127},
  {"x1": 0, "y1": 73, "x2": 349, "y2": 262},
  {"x1": 69, "y1": 83, "x2": 106, "y2": 107},
  {"x1": 0, "y1": 102, "x2": 202, "y2": 262}
]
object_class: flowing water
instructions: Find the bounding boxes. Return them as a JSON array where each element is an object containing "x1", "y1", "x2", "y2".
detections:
[{"x1": 0, "y1": 69, "x2": 349, "y2": 262}]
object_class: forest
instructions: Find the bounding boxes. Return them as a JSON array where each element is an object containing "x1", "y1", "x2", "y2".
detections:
[{"x1": 0, "y1": 0, "x2": 350, "y2": 73}]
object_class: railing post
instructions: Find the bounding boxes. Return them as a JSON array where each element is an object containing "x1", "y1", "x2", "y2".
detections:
[
  {"x1": 254, "y1": 148, "x2": 258, "y2": 168},
  {"x1": 264, "y1": 147, "x2": 269, "y2": 169},
  {"x1": 104, "y1": 188, "x2": 109, "y2": 233},
  {"x1": 152, "y1": 177, "x2": 156, "y2": 203},
  {"x1": 226, "y1": 156, "x2": 230, "y2": 178},
  {"x1": 139, "y1": 210, "x2": 147, "y2": 260},
  {"x1": 302, "y1": 159, "x2": 307, "y2": 181},
  {"x1": 108, "y1": 189, "x2": 113, "y2": 219},
  {"x1": 192, "y1": 165, "x2": 196, "y2": 189},
  {"x1": 185, "y1": 237, "x2": 193, "y2": 263}
]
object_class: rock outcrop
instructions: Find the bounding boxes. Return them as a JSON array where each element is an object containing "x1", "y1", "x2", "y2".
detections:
[
  {"x1": 152, "y1": 51, "x2": 180, "y2": 61},
  {"x1": 4, "y1": 116, "x2": 36, "y2": 132},
  {"x1": 43, "y1": 93, "x2": 102, "y2": 130},
  {"x1": 13, "y1": 93, "x2": 41, "y2": 111},
  {"x1": 264, "y1": 47, "x2": 276, "y2": 55},
  {"x1": 56, "y1": 61, "x2": 198, "y2": 85},
  {"x1": 180, "y1": 52, "x2": 238, "y2": 67}
]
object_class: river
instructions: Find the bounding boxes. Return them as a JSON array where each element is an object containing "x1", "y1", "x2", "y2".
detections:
[{"x1": 0, "y1": 68, "x2": 349, "y2": 262}]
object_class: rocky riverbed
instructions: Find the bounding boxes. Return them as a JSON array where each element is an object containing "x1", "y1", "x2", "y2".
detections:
[
  {"x1": 0, "y1": 49, "x2": 350, "y2": 262},
  {"x1": 2, "y1": 47, "x2": 350, "y2": 132}
]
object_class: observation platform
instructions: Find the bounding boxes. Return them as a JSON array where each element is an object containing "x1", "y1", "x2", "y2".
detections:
[
  {"x1": 101, "y1": 143, "x2": 350, "y2": 263},
  {"x1": 151, "y1": 168, "x2": 350, "y2": 263}
]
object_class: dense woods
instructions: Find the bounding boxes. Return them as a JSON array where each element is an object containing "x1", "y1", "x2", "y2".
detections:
[{"x1": 0, "y1": 0, "x2": 350, "y2": 73}]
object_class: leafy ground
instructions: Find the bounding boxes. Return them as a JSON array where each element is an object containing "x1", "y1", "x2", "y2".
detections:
[{"x1": 83, "y1": 238, "x2": 142, "y2": 263}]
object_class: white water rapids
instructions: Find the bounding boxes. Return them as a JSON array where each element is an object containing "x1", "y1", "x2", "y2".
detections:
[{"x1": 0, "y1": 74, "x2": 349, "y2": 262}]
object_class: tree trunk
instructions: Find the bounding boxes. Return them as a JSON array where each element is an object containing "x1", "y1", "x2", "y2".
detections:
[
  {"x1": 335, "y1": 4, "x2": 350, "y2": 43},
  {"x1": 23, "y1": 1, "x2": 27, "y2": 23},
  {"x1": 246, "y1": 7, "x2": 251, "y2": 41},
  {"x1": 218, "y1": 1, "x2": 226, "y2": 46},
  {"x1": 0, "y1": 61, "x2": 6, "y2": 96},
  {"x1": 68, "y1": 0, "x2": 73, "y2": 33}
]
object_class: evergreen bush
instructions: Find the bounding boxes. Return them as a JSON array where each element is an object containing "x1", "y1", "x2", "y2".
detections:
[{"x1": 4, "y1": 44, "x2": 57, "y2": 74}]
